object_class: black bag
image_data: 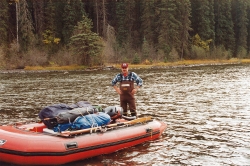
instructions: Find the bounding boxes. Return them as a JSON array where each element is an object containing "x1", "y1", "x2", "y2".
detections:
[
  {"x1": 56, "y1": 107, "x2": 97, "y2": 124},
  {"x1": 38, "y1": 103, "x2": 73, "y2": 129},
  {"x1": 39, "y1": 101, "x2": 96, "y2": 129}
]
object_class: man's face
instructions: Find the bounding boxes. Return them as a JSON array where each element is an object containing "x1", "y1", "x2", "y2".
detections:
[{"x1": 121, "y1": 67, "x2": 128, "y2": 74}]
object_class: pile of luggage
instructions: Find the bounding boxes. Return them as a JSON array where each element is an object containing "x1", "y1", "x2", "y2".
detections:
[{"x1": 38, "y1": 101, "x2": 111, "y2": 132}]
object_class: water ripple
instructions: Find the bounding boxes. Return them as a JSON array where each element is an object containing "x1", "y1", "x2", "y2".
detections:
[{"x1": 0, "y1": 64, "x2": 250, "y2": 165}]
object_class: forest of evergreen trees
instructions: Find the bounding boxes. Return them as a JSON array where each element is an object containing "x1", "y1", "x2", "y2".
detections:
[{"x1": 0, "y1": 0, "x2": 250, "y2": 69}]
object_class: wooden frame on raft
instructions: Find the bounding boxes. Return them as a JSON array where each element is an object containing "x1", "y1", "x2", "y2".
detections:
[{"x1": 60, "y1": 116, "x2": 152, "y2": 137}]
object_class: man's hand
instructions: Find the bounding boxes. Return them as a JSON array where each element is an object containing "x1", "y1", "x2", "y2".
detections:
[
  {"x1": 116, "y1": 88, "x2": 122, "y2": 95},
  {"x1": 113, "y1": 86, "x2": 122, "y2": 95},
  {"x1": 131, "y1": 87, "x2": 139, "y2": 95}
]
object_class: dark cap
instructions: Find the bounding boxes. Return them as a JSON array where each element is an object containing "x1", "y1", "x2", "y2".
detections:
[{"x1": 121, "y1": 63, "x2": 128, "y2": 68}]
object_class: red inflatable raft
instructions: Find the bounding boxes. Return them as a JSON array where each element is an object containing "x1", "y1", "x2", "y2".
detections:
[{"x1": 0, "y1": 116, "x2": 166, "y2": 165}]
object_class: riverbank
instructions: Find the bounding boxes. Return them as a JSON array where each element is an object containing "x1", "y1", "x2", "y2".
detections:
[{"x1": 23, "y1": 58, "x2": 250, "y2": 71}]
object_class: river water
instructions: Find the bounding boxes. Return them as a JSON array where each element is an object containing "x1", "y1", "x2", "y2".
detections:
[{"x1": 0, "y1": 64, "x2": 250, "y2": 165}]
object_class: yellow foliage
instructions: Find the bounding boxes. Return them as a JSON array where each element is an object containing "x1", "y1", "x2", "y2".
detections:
[
  {"x1": 54, "y1": 38, "x2": 60, "y2": 44},
  {"x1": 143, "y1": 59, "x2": 152, "y2": 65},
  {"x1": 192, "y1": 34, "x2": 212, "y2": 51},
  {"x1": 42, "y1": 30, "x2": 60, "y2": 45},
  {"x1": 42, "y1": 40, "x2": 51, "y2": 44},
  {"x1": 192, "y1": 34, "x2": 201, "y2": 46}
]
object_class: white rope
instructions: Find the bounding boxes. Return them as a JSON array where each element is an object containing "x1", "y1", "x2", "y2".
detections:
[{"x1": 89, "y1": 113, "x2": 98, "y2": 133}]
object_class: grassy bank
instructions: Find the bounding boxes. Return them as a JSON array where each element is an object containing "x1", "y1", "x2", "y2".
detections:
[
  {"x1": 109, "y1": 58, "x2": 250, "y2": 69},
  {"x1": 24, "y1": 58, "x2": 250, "y2": 71}
]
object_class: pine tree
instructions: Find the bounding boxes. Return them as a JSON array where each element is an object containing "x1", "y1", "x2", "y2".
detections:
[
  {"x1": 140, "y1": 0, "x2": 155, "y2": 46},
  {"x1": 62, "y1": 1, "x2": 75, "y2": 45},
  {"x1": 69, "y1": 14, "x2": 103, "y2": 65},
  {"x1": 116, "y1": 0, "x2": 127, "y2": 47},
  {"x1": 128, "y1": 0, "x2": 141, "y2": 49},
  {"x1": 44, "y1": 0, "x2": 56, "y2": 33},
  {"x1": 92, "y1": 0, "x2": 108, "y2": 38},
  {"x1": 208, "y1": 0, "x2": 215, "y2": 48},
  {"x1": 43, "y1": 0, "x2": 61, "y2": 55},
  {"x1": 32, "y1": 0, "x2": 45, "y2": 41},
  {"x1": 105, "y1": 0, "x2": 117, "y2": 27},
  {"x1": 62, "y1": 0, "x2": 85, "y2": 45},
  {"x1": 190, "y1": 0, "x2": 215, "y2": 47},
  {"x1": 215, "y1": 0, "x2": 235, "y2": 52},
  {"x1": 54, "y1": 1, "x2": 66, "y2": 43},
  {"x1": 18, "y1": 0, "x2": 35, "y2": 52},
  {"x1": 247, "y1": 1, "x2": 250, "y2": 54},
  {"x1": 0, "y1": 0, "x2": 9, "y2": 47},
  {"x1": 142, "y1": 37, "x2": 150, "y2": 59},
  {"x1": 156, "y1": 0, "x2": 180, "y2": 56},
  {"x1": 232, "y1": 0, "x2": 248, "y2": 57},
  {"x1": 176, "y1": 0, "x2": 192, "y2": 60}
]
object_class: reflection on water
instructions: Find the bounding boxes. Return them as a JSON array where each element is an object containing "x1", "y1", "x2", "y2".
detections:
[{"x1": 1, "y1": 64, "x2": 250, "y2": 165}]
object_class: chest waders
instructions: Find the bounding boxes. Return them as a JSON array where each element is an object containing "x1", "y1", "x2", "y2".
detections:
[{"x1": 119, "y1": 73, "x2": 137, "y2": 117}]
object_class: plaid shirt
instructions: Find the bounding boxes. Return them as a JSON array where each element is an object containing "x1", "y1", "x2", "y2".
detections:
[{"x1": 111, "y1": 72, "x2": 143, "y2": 87}]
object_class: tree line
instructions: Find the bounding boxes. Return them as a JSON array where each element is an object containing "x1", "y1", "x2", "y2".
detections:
[{"x1": 0, "y1": 0, "x2": 250, "y2": 69}]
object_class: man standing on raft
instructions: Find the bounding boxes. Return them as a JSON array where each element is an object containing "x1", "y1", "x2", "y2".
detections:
[{"x1": 111, "y1": 63, "x2": 143, "y2": 117}]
